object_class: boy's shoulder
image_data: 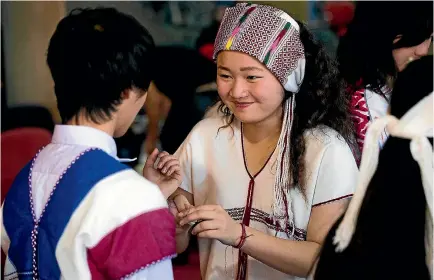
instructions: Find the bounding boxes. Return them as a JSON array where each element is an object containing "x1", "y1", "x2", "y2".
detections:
[
  {"x1": 6, "y1": 148, "x2": 166, "y2": 210},
  {"x1": 92, "y1": 168, "x2": 167, "y2": 211},
  {"x1": 75, "y1": 149, "x2": 167, "y2": 208}
]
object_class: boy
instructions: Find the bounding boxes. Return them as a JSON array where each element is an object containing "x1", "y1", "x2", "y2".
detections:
[{"x1": 1, "y1": 8, "x2": 180, "y2": 280}]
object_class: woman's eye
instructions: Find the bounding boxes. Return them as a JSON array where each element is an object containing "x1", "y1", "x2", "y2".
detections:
[
  {"x1": 247, "y1": 76, "x2": 259, "y2": 81},
  {"x1": 219, "y1": 74, "x2": 232, "y2": 80}
]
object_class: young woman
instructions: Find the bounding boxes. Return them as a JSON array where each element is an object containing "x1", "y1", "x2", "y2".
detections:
[
  {"x1": 337, "y1": 2, "x2": 433, "y2": 156},
  {"x1": 143, "y1": 46, "x2": 216, "y2": 156},
  {"x1": 157, "y1": 3, "x2": 358, "y2": 279}
]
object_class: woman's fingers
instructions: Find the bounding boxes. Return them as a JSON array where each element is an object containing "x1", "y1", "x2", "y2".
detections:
[
  {"x1": 152, "y1": 151, "x2": 167, "y2": 169},
  {"x1": 159, "y1": 159, "x2": 178, "y2": 174},
  {"x1": 155, "y1": 152, "x2": 172, "y2": 168},
  {"x1": 179, "y1": 209, "x2": 217, "y2": 226},
  {"x1": 190, "y1": 220, "x2": 220, "y2": 235},
  {"x1": 180, "y1": 205, "x2": 220, "y2": 217},
  {"x1": 166, "y1": 163, "x2": 180, "y2": 177}
]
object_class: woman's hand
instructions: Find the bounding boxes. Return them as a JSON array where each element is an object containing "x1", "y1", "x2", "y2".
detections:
[
  {"x1": 168, "y1": 194, "x2": 192, "y2": 235},
  {"x1": 142, "y1": 149, "x2": 182, "y2": 199},
  {"x1": 178, "y1": 205, "x2": 241, "y2": 247}
]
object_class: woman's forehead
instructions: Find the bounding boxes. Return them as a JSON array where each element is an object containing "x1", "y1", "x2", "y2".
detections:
[{"x1": 216, "y1": 51, "x2": 266, "y2": 70}]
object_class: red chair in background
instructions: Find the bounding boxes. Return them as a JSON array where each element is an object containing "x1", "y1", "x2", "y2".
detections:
[
  {"x1": 1, "y1": 127, "x2": 51, "y2": 279},
  {"x1": 1, "y1": 127, "x2": 52, "y2": 202}
]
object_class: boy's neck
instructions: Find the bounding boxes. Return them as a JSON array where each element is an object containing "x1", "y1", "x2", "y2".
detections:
[{"x1": 66, "y1": 114, "x2": 116, "y2": 137}]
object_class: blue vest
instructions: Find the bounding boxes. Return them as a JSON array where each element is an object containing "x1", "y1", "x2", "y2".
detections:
[{"x1": 3, "y1": 149, "x2": 129, "y2": 279}]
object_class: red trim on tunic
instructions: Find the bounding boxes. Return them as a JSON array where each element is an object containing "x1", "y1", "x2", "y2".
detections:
[
  {"x1": 87, "y1": 208, "x2": 176, "y2": 279},
  {"x1": 312, "y1": 194, "x2": 353, "y2": 207},
  {"x1": 237, "y1": 125, "x2": 276, "y2": 280}
]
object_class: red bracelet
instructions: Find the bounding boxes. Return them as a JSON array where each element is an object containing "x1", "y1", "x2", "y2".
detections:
[{"x1": 234, "y1": 223, "x2": 247, "y2": 249}]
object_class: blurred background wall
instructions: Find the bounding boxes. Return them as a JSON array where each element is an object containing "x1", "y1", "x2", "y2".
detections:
[
  {"x1": 1, "y1": 1, "x2": 309, "y2": 120},
  {"x1": 2, "y1": 1, "x2": 66, "y2": 123}
]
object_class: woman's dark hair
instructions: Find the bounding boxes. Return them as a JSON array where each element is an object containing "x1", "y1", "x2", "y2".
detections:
[
  {"x1": 217, "y1": 21, "x2": 356, "y2": 194},
  {"x1": 337, "y1": 2, "x2": 433, "y2": 94},
  {"x1": 47, "y1": 8, "x2": 155, "y2": 124},
  {"x1": 390, "y1": 55, "x2": 433, "y2": 119}
]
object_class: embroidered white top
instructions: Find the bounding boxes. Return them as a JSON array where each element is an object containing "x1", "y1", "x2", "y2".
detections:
[{"x1": 175, "y1": 117, "x2": 358, "y2": 280}]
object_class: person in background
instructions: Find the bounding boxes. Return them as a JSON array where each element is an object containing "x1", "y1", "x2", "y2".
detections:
[
  {"x1": 323, "y1": 1, "x2": 354, "y2": 39},
  {"x1": 337, "y1": 1, "x2": 433, "y2": 159},
  {"x1": 162, "y1": 3, "x2": 358, "y2": 279},
  {"x1": 308, "y1": 1, "x2": 354, "y2": 59},
  {"x1": 196, "y1": 1, "x2": 235, "y2": 61},
  {"x1": 314, "y1": 55, "x2": 433, "y2": 280},
  {"x1": 142, "y1": 47, "x2": 217, "y2": 267},
  {"x1": 142, "y1": 2, "x2": 235, "y2": 157},
  {"x1": 143, "y1": 46, "x2": 217, "y2": 156},
  {"x1": 1, "y1": 8, "x2": 180, "y2": 279}
]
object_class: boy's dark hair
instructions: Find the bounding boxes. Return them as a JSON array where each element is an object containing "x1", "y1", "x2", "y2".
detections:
[
  {"x1": 337, "y1": 2, "x2": 433, "y2": 94},
  {"x1": 47, "y1": 7, "x2": 155, "y2": 124}
]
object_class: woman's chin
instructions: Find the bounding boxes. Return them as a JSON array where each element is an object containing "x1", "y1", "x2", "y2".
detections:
[{"x1": 233, "y1": 113, "x2": 262, "y2": 124}]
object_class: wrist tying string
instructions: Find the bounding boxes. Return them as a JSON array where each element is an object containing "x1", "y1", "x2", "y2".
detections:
[{"x1": 225, "y1": 223, "x2": 254, "y2": 279}]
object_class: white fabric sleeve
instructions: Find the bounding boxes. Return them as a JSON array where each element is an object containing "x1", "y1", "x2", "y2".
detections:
[
  {"x1": 174, "y1": 133, "x2": 194, "y2": 194},
  {"x1": 126, "y1": 259, "x2": 174, "y2": 280},
  {"x1": 312, "y1": 139, "x2": 358, "y2": 206}
]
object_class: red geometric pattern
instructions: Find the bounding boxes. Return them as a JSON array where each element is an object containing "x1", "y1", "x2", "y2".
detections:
[
  {"x1": 350, "y1": 88, "x2": 370, "y2": 157},
  {"x1": 232, "y1": 8, "x2": 279, "y2": 61},
  {"x1": 226, "y1": 207, "x2": 307, "y2": 241},
  {"x1": 213, "y1": 3, "x2": 246, "y2": 57},
  {"x1": 268, "y1": 28, "x2": 304, "y2": 86}
]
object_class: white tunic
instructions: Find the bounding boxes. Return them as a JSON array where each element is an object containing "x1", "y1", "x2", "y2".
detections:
[
  {"x1": 364, "y1": 86, "x2": 392, "y2": 147},
  {"x1": 175, "y1": 117, "x2": 358, "y2": 280}
]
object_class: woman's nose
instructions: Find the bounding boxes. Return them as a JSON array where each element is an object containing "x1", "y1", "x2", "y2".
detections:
[{"x1": 229, "y1": 79, "x2": 249, "y2": 99}]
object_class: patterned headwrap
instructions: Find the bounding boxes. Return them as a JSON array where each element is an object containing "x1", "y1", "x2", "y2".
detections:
[{"x1": 213, "y1": 3, "x2": 306, "y2": 236}]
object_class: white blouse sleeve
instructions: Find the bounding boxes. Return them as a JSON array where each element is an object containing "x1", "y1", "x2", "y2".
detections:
[
  {"x1": 312, "y1": 139, "x2": 358, "y2": 207},
  {"x1": 174, "y1": 133, "x2": 194, "y2": 194}
]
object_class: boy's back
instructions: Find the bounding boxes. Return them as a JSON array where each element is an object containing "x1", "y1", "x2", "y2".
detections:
[
  {"x1": 1, "y1": 7, "x2": 180, "y2": 280},
  {"x1": 1, "y1": 125, "x2": 176, "y2": 279}
]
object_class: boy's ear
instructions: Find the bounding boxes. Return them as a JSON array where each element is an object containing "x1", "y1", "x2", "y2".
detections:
[{"x1": 121, "y1": 89, "x2": 131, "y2": 100}]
